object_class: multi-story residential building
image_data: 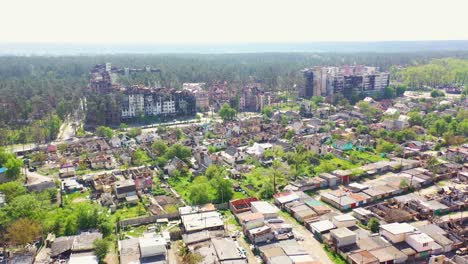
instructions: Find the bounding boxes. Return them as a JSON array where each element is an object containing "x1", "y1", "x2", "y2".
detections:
[
  {"x1": 183, "y1": 83, "x2": 210, "y2": 110},
  {"x1": 120, "y1": 87, "x2": 195, "y2": 119},
  {"x1": 301, "y1": 65, "x2": 390, "y2": 100},
  {"x1": 239, "y1": 84, "x2": 271, "y2": 112},
  {"x1": 88, "y1": 64, "x2": 196, "y2": 121}
]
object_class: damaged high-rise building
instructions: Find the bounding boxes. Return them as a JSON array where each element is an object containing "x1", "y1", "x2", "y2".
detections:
[
  {"x1": 239, "y1": 84, "x2": 271, "y2": 112},
  {"x1": 86, "y1": 64, "x2": 196, "y2": 127},
  {"x1": 301, "y1": 65, "x2": 390, "y2": 100}
]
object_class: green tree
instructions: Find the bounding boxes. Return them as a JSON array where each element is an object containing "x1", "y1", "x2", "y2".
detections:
[
  {"x1": 6, "y1": 218, "x2": 42, "y2": 247},
  {"x1": 93, "y1": 238, "x2": 109, "y2": 263},
  {"x1": 188, "y1": 179, "x2": 211, "y2": 205},
  {"x1": 151, "y1": 140, "x2": 168, "y2": 156},
  {"x1": 31, "y1": 152, "x2": 47, "y2": 164},
  {"x1": 408, "y1": 111, "x2": 423, "y2": 126},
  {"x1": 119, "y1": 123, "x2": 128, "y2": 131},
  {"x1": 96, "y1": 126, "x2": 114, "y2": 139},
  {"x1": 356, "y1": 101, "x2": 380, "y2": 120},
  {"x1": 356, "y1": 125, "x2": 370, "y2": 134},
  {"x1": 367, "y1": 218, "x2": 380, "y2": 233},
  {"x1": 456, "y1": 119, "x2": 468, "y2": 136},
  {"x1": 128, "y1": 128, "x2": 142, "y2": 138},
  {"x1": 6, "y1": 194, "x2": 48, "y2": 223},
  {"x1": 56, "y1": 100, "x2": 68, "y2": 120},
  {"x1": 0, "y1": 181, "x2": 27, "y2": 203},
  {"x1": 259, "y1": 181, "x2": 274, "y2": 199},
  {"x1": 204, "y1": 165, "x2": 226, "y2": 180},
  {"x1": 261, "y1": 106, "x2": 274, "y2": 118},
  {"x1": 166, "y1": 144, "x2": 192, "y2": 162},
  {"x1": 430, "y1": 89, "x2": 445, "y2": 97},
  {"x1": 4, "y1": 157, "x2": 23, "y2": 180},
  {"x1": 284, "y1": 129, "x2": 295, "y2": 140},
  {"x1": 210, "y1": 176, "x2": 233, "y2": 203},
  {"x1": 429, "y1": 119, "x2": 448, "y2": 137},
  {"x1": 219, "y1": 103, "x2": 236, "y2": 122},
  {"x1": 132, "y1": 148, "x2": 150, "y2": 166},
  {"x1": 376, "y1": 139, "x2": 395, "y2": 153},
  {"x1": 383, "y1": 86, "x2": 396, "y2": 99}
]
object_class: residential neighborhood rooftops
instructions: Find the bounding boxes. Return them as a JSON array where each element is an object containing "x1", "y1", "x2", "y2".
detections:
[
  {"x1": 407, "y1": 232, "x2": 434, "y2": 244},
  {"x1": 348, "y1": 250, "x2": 379, "y2": 264},
  {"x1": 237, "y1": 212, "x2": 264, "y2": 222},
  {"x1": 251, "y1": 201, "x2": 279, "y2": 215},
  {"x1": 274, "y1": 191, "x2": 300, "y2": 204},
  {"x1": 139, "y1": 237, "x2": 166, "y2": 258},
  {"x1": 369, "y1": 246, "x2": 407, "y2": 263},
  {"x1": 212, "y1": 238, "x2": 245, "y2": 261},
  {"x1": 181, "y1": 211, "x2": 224, "y2": 232},
  {"x1": 333, "y1": 214, "x2": 356, "y2": 222},
  {"x1": 309, "y1": 220, "x2": 335, "y2": 233},
  {"x1": 380, "y1": 223, "x2": 416, "y2": 235},
  {"x1": 330, "y1": 227, "x2": 356, "y2": 239},
  {"x1": 119, "y1": 238, "x2": 140, "y2": 264},
  {"x1": 68, "y1": 252, "x2": 98, "y2": 264}
]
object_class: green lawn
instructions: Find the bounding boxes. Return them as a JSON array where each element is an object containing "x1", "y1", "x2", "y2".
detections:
[
  {"x1": 232, "y1": 190, "x2": 247, "y2": 200},
  {"x1": 113, "y1": 202, "x2": 148, "y2": 220},
  {"x1": 123, "y1": 225, "x2": 150, "y2": 237},
  {"x1": 37, "y1": 167, "x2": 59, "y2": 176},
  {"x1": 347, "y1": 150, "x2": 386, "y2": 163},
  {"x1": 62, "y1": 190, "x2": 90, "y2": 204},
  {"x1": 278, "y1": 103, "x2": 300, "y2": 111},
  {"x1": 313, "y1": 156, "x2": 358, "y2": 174},
  {"x1": 219, "y1": 209, "x2": 241, "y2": 228},
  {"x1": 323, "y1": 245, "x2": 347, "y2": 264}
]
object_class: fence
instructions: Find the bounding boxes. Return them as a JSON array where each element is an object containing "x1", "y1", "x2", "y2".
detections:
[{"x1": 120, "y1": 202, "x2": 230, "y2": 228}]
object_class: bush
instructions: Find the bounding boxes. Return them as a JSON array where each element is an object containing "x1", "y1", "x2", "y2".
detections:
[
  {"x1": 93, "y1": 238, "x2": 109, "y2": 263},
  {"x1": 368, "y1": 217, "x2": 380, "y2": 233}
]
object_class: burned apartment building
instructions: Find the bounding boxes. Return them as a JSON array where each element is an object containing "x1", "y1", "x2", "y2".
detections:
[
  {"x1": 120, "y1": 86, "x2": 195, "y2": 119},
  {"x1": 239, "y1": 84, "x2": 271, "y2": 112},
  {"x1": 183, "y1": 83, "x2": 210, "y2": 111},
  {"x1": 301, "y1": 65, "x2": 390, "y2": 101},
  {"x1": 86, "y1": 63, "x2": 196, "y2": 126}
]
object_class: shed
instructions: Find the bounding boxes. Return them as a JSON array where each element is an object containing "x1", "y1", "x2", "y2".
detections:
[{"x1": 330, "y1": 227, "x2": 357, "y2": 247}]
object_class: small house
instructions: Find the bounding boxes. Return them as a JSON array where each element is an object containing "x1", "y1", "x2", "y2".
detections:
[
  {"x1": 380, "y1": 223, "x2": 416, "y2": 243},
  {"x1": 308, "y1": 220, "x2": 335, "y2": 241},
  {"x1": 248, "y1": 225, "x2": 274, "y2": 244},
  {"x1": 332, "y1": 214, "x2": 357, "y2": 228},
  {"x1": 251, "y1": 201, "x2": 279, "y2": 219},
  {"x1": 330, "y1": 227, "x2": 357, "y2": 248},
  {"x1": 114, "y1": 179, "x2": 137, "y2": 200},
  {"x1": 319, "y1": 173, "x2": 339, "y2": 187}
]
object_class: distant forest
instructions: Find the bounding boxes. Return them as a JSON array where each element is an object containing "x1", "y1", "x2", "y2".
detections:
[{"x1": 1, "y1": 51, "x2": 468, "y2": 145}]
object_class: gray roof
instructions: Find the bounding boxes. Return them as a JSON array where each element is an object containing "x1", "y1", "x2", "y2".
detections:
[
  {"x1": 51, "y1": 236, "x2": 75, "y2": 257},
  {"x1": 119, "y1": 238, "x2": 140, "y2": 264},
  {"x1": 212, "y1": 238, "x2": 245, "y2": 261},
  {"x1": 278, "y1": 239, "x2": 307, "y2": 256},
  {"x1": 417, "y1": 224, "x2": 453, "y2": 246},
  {"x1": 330, "y1": 227, "x2": 356, "y2": 239}
]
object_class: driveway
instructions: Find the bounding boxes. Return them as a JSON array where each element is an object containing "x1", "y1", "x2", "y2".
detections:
[{"x1": 280, "y1": 212, "x2": 334, "y2": 264}]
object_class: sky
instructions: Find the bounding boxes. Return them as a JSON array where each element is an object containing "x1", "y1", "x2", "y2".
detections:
[{"x1": 1, "y1": 0, "x2": 468, "y2": 44}]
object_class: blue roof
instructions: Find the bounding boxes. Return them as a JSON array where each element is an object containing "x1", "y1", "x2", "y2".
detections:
[{"x1": 0, "y1": 167, "x2": 7, "y2": 173}]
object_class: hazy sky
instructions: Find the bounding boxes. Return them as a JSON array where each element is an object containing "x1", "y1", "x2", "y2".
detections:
[{"x1": 2, "y1": 0, "x2": 467, "y2": 43}]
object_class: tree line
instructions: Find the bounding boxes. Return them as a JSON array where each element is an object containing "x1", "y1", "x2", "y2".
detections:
[{"x1": 2, "y1": 52, "x2": 468, "y2": 144}]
